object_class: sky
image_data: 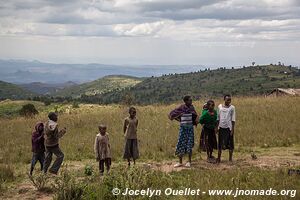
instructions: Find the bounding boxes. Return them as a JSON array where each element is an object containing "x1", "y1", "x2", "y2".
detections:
[{"x1": 0, "y1": 0, "x2": 300, "y2": 66}]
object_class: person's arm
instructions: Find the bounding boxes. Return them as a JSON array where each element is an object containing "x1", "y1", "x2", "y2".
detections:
[
  {"x1": 32, "y1": 133, "x2": 44, "y2": 143},
  {"x1": 215, "y1": 111, "x2": 219, "y2": 133},
  {"x1": 94, "y1": 136, "x2": 100, "y2": 161},
  {"x1": 123, "y1": 119, "x2": 128, "y2": 134},
  {"x1": 136, "y1": 119, "x2": 138, "y2": 128},
  {"x1": 231, "y1": 107, "x2": 236, "y2": 136},
  {"x1": 58, "y1": 127, "x2": 67, "y2": 138},
  {"x1": 216, "y1": 106, "x2": 220, "y2": 130},
  {"x1": 199, "y1": 111, "x2": 206, "y2": 125}
]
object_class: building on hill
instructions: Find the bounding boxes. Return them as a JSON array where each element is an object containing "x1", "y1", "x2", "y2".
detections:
[{"x1": 267, "y1": 88, "x2": 300, "y2": 97}]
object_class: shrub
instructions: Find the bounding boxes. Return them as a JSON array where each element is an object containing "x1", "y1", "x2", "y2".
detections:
[
  {"x1": 53, "y1": 168, "x2": 85, "y2": 200},
  {"x1": 19, "y1": 104, "x2": 38, "y2": 117},
  {"x1": 28, "y1": 172, "x2": 49, "y2": 191},
  {"x1": 0, "y1": 165, "x2": 14, "y2": 195},
  {"x1": 84, "y1": 165, "x2": 93, "y2": 176},
  {"x1": 72, "y1": 102, "x2": 80, "y2": 109}
]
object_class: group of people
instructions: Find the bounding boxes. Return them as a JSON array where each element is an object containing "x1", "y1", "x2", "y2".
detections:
[
  {"x1": 30, "y1": 95, "x2": 235, "y2": 176},
  {"x1": 169, "y1": 94, "x2": 235, "y2": 167},
  {"x1": 30, "y1": 107, "x2": 139, "y2": 176}
]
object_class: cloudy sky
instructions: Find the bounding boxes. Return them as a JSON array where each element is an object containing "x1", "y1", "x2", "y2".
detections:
[{"x1": 0, "y1": 0, "x2": 299, "y2": 66}]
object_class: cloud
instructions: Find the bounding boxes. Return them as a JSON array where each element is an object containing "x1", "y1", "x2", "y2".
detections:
[{"x1": 0, "y1": 0, "x2": 299, "y2": 42}]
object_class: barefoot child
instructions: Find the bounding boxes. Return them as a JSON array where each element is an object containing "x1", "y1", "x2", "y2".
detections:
[
  {"x1": 169, "y1": 96, "x2": 198, "y2": 168},
  {"x1": 199, "y1": 100, "x2": 218, "y2": 163},
  {"x1": 94, "y1": 124, "x2": 111, "y2": 175},
  {"x1": 217, "y1": 94, "x2": 236, "y2": 163},
  {"x1": 43, "y1": 112, "x2": 66, "y2": 175},
  {"x1": 30, "y1": 122, "x2": 45, "y2": 175},
  {"x1": 123, "y1": 107, "x2": 139, "y2": 166}
]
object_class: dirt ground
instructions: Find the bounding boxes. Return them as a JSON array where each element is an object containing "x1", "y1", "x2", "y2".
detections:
[{"x1": 2, "y1": 146, "x2": 300, "y2": 200}]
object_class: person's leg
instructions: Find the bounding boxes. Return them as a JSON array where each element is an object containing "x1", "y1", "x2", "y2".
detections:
[
  {"x1": 99, "y1": 160, "x2": 104, "y2": 175},
  {"x1": 38, "y1": 152, "x2": 45, "y2": 171},
  {"x1": 188, "y1": 153, "x2": 192, "y2": 163},
  {"x1": 43, "y1": 148, "x2": 53, "y2": 173},
  {"x1": 179, "y1": 156, "x2": 183, "y2": 164},
  {"x1": 229, "y1": 130, "x2": 234, "y2": 162},
  {"x1": 49, "y1": 146, "x2": 64, "y2": 174},
  {"x1": 174, "y1": 127, "x2": 185, "y2": 167},
  {"x1": 217, "y1": 129, "x2": 223, "y2": 163},
  {"x1": 229, "y1": 150, "x2": 233, "y2": 162},
  {"x1": 105, "y1": 158, "x2": 111, "y2": 172},
  {"x1": 30, "y1": 153, "x2": 38, "y2": 175}
]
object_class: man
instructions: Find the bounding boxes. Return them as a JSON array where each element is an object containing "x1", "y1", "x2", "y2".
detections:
[
  {"x1": 217, "y1": 94, "x2": 236, "y2": 163},
  {"x1": 43, "y1": 112, "x2": 67, "y2": 175}
]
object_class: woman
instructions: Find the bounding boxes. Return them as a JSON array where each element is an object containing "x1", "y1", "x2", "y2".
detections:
[{"x1": 169, "y1": 95, "x2": 198, "y2": 168}]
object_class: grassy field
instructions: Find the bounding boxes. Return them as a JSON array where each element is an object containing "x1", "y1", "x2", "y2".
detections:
[{"x1": 0, "y1": 96, "x2": 299, "y2": 199}]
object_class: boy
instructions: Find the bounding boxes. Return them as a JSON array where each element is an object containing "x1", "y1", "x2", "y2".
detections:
[
  {"x1": 217, "y1": 94, "x2": 236, "y2": 163},
  {"x1": 169, "y1": 96, "x2": 198, "y2": 168},
  {"x1": 30, "y1": 122, "x2": 45, "y2": 175},
  {"x1": 123, "y1": 107, "x2": 139, "y2": 166},
  {"x1": 94, "y1": 124, "x2": 111, "y2": 175},
  {"x1": 43, "y1": 112, "x2": 67, "y2": 175}
]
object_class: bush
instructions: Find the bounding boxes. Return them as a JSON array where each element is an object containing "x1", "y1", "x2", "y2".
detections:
[
  {"x1": 28, "y1": 172, "x2": 49, "y2": 191},
  {"x1": 84, "y1": 165, "x2": 93, "y2": 176},
  {"x1": 0, "y1": 165, "x2": 14, "y2": 195},
  {"x1": 53, "y1": 168, "x2": 85, "y2": 200},
  {"x1": 72, "y1": 102, "x2": 80, "y2": 109},
  {"x1": 19, "y1": 104, "x2": 38, "y2": 117}
]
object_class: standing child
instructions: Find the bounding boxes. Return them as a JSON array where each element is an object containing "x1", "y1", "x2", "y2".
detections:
[
  {"x1": 30, "y1": 122, "x2": 45, "y2": 175},
  {"x1": 169, "y1": 96, "x2": 198, "y2": 168},
  {"x1": 43, "y1": 112, "x2": 67, "y2": 175},
  {"x1": 94, "y1": 124, "x2": 111, "y2": 175},
  {"x1": 217, "y1": 94, "x2": 236, "y2": 163},
  {"x1": 199, "y1": 103, "x2": 208, "y2": 152},
  {"x1": 199, "y1": 100, "x2": 218, "y2": 163},
  {"x1": 123, "y1": 107, "x2": 139, "y2": 166}
]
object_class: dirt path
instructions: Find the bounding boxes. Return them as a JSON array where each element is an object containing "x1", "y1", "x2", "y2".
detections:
[{"x1": 3, "y1": 146, "x2": 300, "y2": 199}]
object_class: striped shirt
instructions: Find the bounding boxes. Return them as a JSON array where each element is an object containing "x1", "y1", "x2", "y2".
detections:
[{"x1": 180, "y1": 113, "x2": 193, "y2": 126}]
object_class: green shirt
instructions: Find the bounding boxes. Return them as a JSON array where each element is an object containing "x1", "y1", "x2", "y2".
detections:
[{"x1": 199, "y1": 109, "x2": 218, "y2": 129}]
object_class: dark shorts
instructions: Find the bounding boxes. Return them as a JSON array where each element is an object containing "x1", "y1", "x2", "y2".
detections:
[
  {"x1": 218, "y1": 128, "x2": 234, "y2": 150},
  {"x1": 123, "y1": 139, "x2": 139, "y2": 160}
]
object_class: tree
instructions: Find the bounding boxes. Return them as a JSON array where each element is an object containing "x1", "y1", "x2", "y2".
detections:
[{"x1": 19, "y1": 104, "x2": 38, "y2": 117}]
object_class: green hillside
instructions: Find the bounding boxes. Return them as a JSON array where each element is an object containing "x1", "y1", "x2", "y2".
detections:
[
  {"x1": 86, "y1": 65, "x2": 300, "y2": 105},
  {"x1": 0, "y1": 81, "x2": 35, "y2": 100},
  {"x1": 54, "y1": 75, "x2": 143, "y2": 97}
]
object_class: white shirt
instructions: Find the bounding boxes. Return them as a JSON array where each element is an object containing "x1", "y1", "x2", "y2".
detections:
[{"x1": 217, "y1": 104, "x2": 236, "y2": 130}]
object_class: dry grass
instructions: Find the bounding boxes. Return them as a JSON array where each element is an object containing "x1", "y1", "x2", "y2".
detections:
[{"x1": 0, "y1": 96, "x2": 299, "y2": 165}]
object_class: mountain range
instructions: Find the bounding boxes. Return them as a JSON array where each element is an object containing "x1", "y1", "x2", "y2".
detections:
[{"x1": 0, "y1": 59, "x2": 203, "y2": 84}]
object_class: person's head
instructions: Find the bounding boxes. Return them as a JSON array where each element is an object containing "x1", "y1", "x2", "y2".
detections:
[
  {"x1": 223, "y1": 94, "x2": 232, "y2": 106},
  {"x1": 48, "y1": 112, "x2": 58, "y2": 122},
  {"x1": 183, "y1": 95, "x2": 192, "y2": 106},
  {"x1": 98, "y1": 124, "x2": 107, "y2": 135},
  {"x1": 38, "y1": 123, "x2": 44, "y2": 132},
  {"x1": 207, "y1": 100, "x2": 215, "y2": 111},
  {"x1": 129, "y1": 107, "x2": 136, "y2": 118},
  {"x1": 203, "y1": 103, "x2": 208, "y2": 110}
]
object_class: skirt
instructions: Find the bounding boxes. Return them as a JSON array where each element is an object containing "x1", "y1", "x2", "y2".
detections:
[
  {"x1": 175, "y1": 126, "x2": 194, "y2": 156},
  {"x1": 202, "y1": 127, "x2": 218, "y2": 151},
  {"x1": 218, "y1": 128, "x2": 234, "y2": 150},
  {"x1": 123, "y1": 139, "x2": 139, "y2": 160}
]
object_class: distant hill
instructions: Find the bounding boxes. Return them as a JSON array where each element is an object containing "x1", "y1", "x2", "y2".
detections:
[
  {"x1": 0, "y1": 81, "x2": 35, "y2": 100},
  {"x1": 54, "y1": 75, "x2": 143, "y2": 97},
  {"x1": 0, "y1": 59, "x2": 203, "y2": 83},
  {"x1": 19, "y1": 81, "x2": 77, "y2": 95},
  {"x1": 85, "y1": 65, "x2": 300, "y2": 105}
]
